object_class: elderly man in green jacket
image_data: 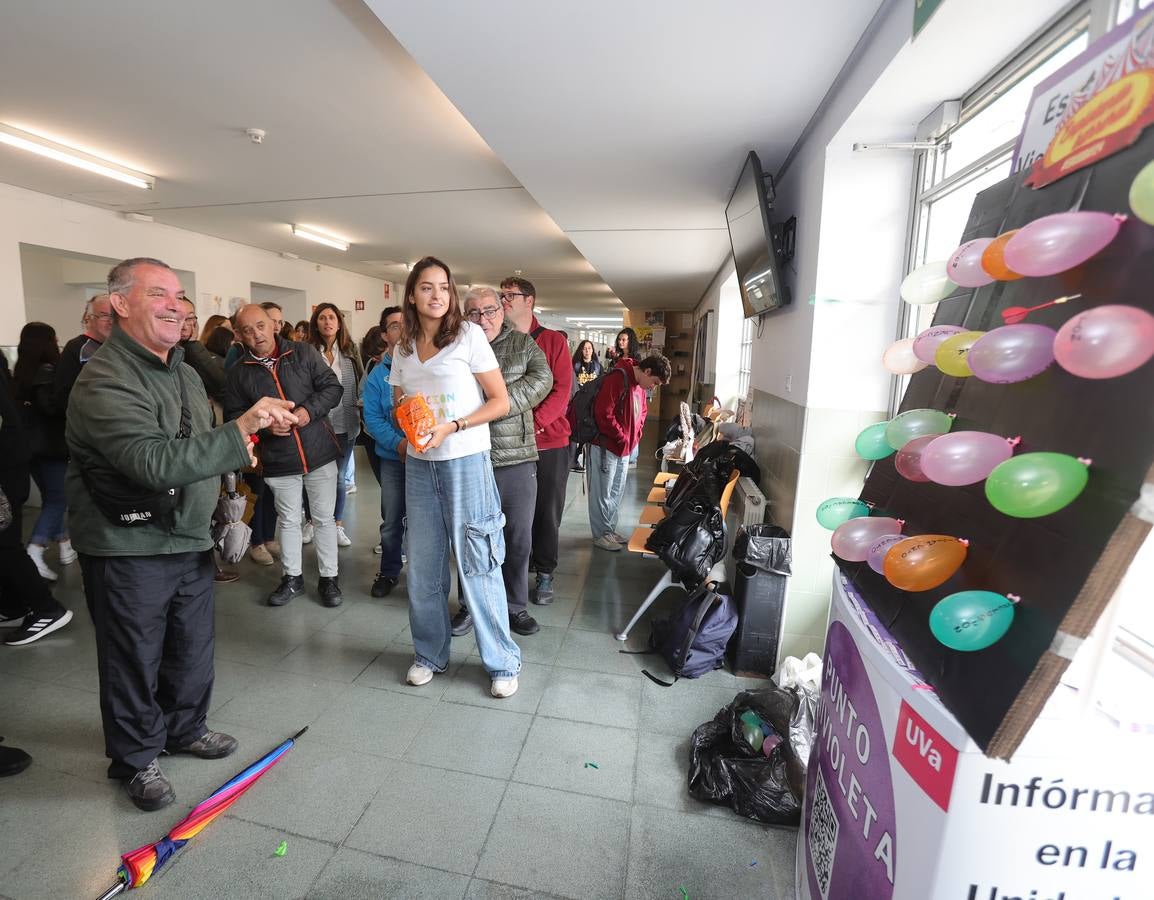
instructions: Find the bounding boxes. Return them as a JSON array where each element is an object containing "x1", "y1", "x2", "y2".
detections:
[
  {"x1": 66, "y1": 257, "x2": 297, "y2": 812},
  {"x1": 450, "y1": 286, "x2": 553, "y2": 638}
]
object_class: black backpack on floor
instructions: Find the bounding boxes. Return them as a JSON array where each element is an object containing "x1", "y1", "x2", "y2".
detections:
[{"x1": 643, "y1": 585, "x2": 738, "y2": 686}]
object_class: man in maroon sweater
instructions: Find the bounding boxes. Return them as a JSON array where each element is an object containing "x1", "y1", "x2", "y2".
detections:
[
  {"x1": 588, "y1": 356, "x2": 670, "y2": 550},
  {"x1": 500, "y1": 276, "x2": 574, "y2": 603}
]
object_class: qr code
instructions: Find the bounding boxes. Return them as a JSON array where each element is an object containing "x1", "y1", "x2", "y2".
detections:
[{"x1": 808, "y1": 768, "x2": 839, "y2": 899}]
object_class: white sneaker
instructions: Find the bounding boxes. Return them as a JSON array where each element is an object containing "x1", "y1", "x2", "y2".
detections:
[
  {"x1": 57, "y1": 539, "x2": 78, "y2": 565},
  {"x1": 592, "y1": 534, "x2": 622, "y2": 552},
  {"x1": 301, "y1": 521, "x2": 315, "y2": 545},
  {"x1": 345, "y1": 483, "x2": 357, "y2": 494},
  {"x1": 373, "y1": 543, "x2": 382, "y2": 555},
  {"x1": 406, "y1": 663, "x2": 434, "y2": 686},
  {"x1": 26, "y1": 544, "x2": 58, "y2": 581},
  {"x1": 336, "y1": 525, "x2": 352, "y2": 547},
  {"x1": 249, "y1": 544, "x2": 275, "y2": 566},
  {"x1": 491, "y1": 676, "x2": 519, "y2": 699},
  {"x1": 609, "y1": 531, "x2": 630, "y2": 544}
]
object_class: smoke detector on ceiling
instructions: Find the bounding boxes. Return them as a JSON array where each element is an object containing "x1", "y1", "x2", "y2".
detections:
[{"x1": 245, "y1": 128, "x2": 266, "y2": 144}]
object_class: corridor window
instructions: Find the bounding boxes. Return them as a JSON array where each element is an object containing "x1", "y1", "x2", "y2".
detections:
[{"x1": 737, "y1": 318, "x2": 753, "y2": 401}]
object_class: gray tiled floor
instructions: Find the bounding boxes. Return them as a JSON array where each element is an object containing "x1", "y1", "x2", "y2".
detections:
[{"x1": 0, "y1": 443, "x2": 798, "y2": 899}]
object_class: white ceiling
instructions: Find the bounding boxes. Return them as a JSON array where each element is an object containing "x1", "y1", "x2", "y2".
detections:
[{"x1": 0, "y1": 0, "x2": 883, "y2": 319}]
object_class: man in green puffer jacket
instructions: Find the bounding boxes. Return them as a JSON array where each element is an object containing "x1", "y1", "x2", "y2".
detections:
[
  {"x1": 451, "y1": 286, "x2": 553, "y2": 638},
  {"x1": 65, "y1": 257, "x2": 297, "y2": 813}
]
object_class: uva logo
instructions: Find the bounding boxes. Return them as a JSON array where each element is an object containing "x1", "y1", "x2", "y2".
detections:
[
  {"x1": 892, "y1": 702, "x2": 958, "y2": 811},
  {"x1": 905, "y1": 718, "x2": 942, "y2": 771}
]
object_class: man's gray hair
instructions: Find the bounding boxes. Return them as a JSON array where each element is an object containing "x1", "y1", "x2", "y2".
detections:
[
  {"x1": 463, "y1": 285, "x2": 501, "y2": 307},
  {"x1": 83, "y1": 293, "x2": 110, "y2": 321},
  {"x1": 107, "y1": 257, "x2": 172, "y2": 296}
]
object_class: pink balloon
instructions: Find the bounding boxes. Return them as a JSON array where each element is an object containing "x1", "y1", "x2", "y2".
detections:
[
  {"x1": 1053, "y1": 304, "x2": 1154, "y2": 379},
  {"x1": 1002, "y1": 212, "x2": 1124, "y2": 277},
  {"x1": 882, "y1": 338, "x2": 928, "y2": 375},
  {"x1": 967, "y1": 324, "x2": 1057, "y2": 384},
  {"x1": 831, "y1": 517, "x2": 902, "y2": 562},
  {"x1": 894, "y1": 434, "x2": 937, "y2": 482},
  {"x1": 912, "y1": 325, "x2": 967, "y2": 364},
  {"x1": 921, "y1": 431, "x2": 1016, "y2": 486},
  {"x1": 947, "y1": 238, "x2": 995, "y2": 288},
  {"x1": 867, "y1": 534, "x2": 905, "y2": 574}
]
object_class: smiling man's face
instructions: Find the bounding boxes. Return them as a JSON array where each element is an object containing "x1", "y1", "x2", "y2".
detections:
[{"x1": 109, "y1": 264, "x2": 186, "y2": 361}]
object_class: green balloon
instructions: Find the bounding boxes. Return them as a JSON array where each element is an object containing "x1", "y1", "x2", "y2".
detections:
[
  {"x1": 1129, "y1": 159, "x2": 1154, "y2": 226},
  {"x1": 884, "y1": 408, "x2": 953, "y2": 450},
  {"x1": 816, "y1": 497, "x2": 870, "y2": 530},
  {"x1": 929, "y1": 590, "x2": 1015, "y2": 651},
  {"x1": 856, "y1": 422, "x2": 894, "y2": 460},
  {"x1": 984, "y1": 452, "x2": 1089, "y2": 518}
]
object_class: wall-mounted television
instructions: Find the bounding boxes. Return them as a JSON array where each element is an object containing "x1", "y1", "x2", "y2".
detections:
[{"x1": 726, "y1": 150, "x2": 791, "y2": 318}]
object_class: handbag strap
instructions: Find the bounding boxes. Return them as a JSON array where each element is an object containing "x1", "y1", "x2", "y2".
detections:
[{"x1": 176, "y1": 372, "x2": 192, "y2": 440}]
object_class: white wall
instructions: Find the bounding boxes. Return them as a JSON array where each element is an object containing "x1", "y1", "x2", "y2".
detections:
[{"x1": 0, "y1": 183, "x2": 395, "y2": 345}]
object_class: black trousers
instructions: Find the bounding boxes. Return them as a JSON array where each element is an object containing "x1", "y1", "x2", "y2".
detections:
[
  {"x1": 529, "y1": 446, "x2": 570, "y2": 575},
  {"x1": 0, "y1": 464, "x2": 62, "y2": 619},
  {"x1": 494, "y1": 462, "x2": 537, "y2": 613},
  {"x1": 80, "y1": 550, "x2": 216, "y2": 779}
]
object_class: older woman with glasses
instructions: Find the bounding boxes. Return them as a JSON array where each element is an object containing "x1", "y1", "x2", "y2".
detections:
[{"x1": 449, "y1": 287, "x2": 553, "y2": 639}]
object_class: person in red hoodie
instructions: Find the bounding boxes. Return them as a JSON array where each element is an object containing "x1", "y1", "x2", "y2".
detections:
[
  {"x1": 500, "y1": 276, "x2": 574, "y2": 603},
  {"x1": 588, "y1": 354, "x2": 670, "y2": 551}
]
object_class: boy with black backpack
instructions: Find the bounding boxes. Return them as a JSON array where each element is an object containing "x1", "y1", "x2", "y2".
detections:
[{"x1": 578, "y1": 354, "x2": 670, "y2": 551}]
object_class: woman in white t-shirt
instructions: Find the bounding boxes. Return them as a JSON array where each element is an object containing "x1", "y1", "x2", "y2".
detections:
[{"x1": 390, "y1": 256, "x2": 522, "y2": 698}]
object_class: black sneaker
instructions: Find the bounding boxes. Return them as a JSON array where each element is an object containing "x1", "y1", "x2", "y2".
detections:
[
  {"x1": 318, "y1": 576, "x2": 343, "y2": 608},
  {"x1": 268, "y1": 574, "x2": 304, "y2": 607},
  {"x1": 371, "y1": 575, "x2": 399, "y2": 598},
  {"x1": 125, "y1": 760, "x2": 176, "y2": 812},
  {"x1": 0, "y1": 738, "x2": 32, "y2": 778},
  {"x1": 3, "y1": 608, "x2": 73, "y2": 646},
  {"x1": 169, "y1": 730, "x2": 238, "y2": 759},
  {"x1": 509, "y1": 610, "x2": 540, "y2": 636},
  {"x1": 532, "y1": 573, "x2": 555, "y2": 606},
  {"x1": 450, "y1": 606, "x2": 473, "y2": 636}
]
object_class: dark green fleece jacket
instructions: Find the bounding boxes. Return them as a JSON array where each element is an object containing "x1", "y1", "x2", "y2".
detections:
[{"x1": 65, "y1": 326, "x2": 251, "y2": 556}]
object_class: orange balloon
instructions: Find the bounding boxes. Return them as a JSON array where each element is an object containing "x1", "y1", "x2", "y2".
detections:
[
  {"x1": 981, "y1": 230, "x2": 1024, "y2": 281},
  {"x1": 883, "y1": 535, "x2": 968, "y2": 591}
]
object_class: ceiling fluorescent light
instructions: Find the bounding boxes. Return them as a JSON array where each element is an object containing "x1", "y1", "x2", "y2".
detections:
[
  {"x1": 291, "y1": 225, "x2": 349, "y2": 252},
  {"x1": 0, "y1": 122, "x2": 154, "y2": 189},
  {"x1": 566, "y1": 316, "x2": 622, "y2": 323}
]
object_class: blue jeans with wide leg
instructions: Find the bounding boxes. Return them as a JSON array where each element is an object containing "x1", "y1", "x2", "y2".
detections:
[{"x1": 405, "y1": 450, "x2": 521, "y2": 680}]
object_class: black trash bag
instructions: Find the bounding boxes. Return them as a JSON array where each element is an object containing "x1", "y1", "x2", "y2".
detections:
[
  {"x1": 688, "y1": 685, "x2": 817, "y2": 825},
  {"x1": 733, "y1": 523, "x2": 793, "y2": 576}
]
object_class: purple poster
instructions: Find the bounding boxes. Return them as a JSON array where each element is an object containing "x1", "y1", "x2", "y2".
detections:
[{"x1": 803, "y1": 621, "x2": 897, "y2": 900}]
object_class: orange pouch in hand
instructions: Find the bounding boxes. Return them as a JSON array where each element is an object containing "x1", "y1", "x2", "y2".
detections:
[{"x1": 396, "y1": 394, "x2": 436, "y2": 451}]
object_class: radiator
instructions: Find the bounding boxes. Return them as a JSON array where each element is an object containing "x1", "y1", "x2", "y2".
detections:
[{"x1": 723, "y1": 476, "x2": 768, "y2": 584}]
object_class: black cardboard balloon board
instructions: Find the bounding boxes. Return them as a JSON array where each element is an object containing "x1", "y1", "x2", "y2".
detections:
[{"x1": 841, "y1": 127, "x2": 1154, "y2": 759}]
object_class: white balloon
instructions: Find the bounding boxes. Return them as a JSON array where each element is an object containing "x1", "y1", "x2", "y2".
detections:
[
  {"x1": 900, "y1": 260, "x2": 956, "y2": 306},
  {"x1": 882, "y1": 338, "x2": 928, "y2": 375}
]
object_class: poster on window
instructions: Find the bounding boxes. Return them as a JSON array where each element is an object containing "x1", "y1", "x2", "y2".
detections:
[{"x1": 1013, "y1": 11, "x2": 1154, "y2": 186}]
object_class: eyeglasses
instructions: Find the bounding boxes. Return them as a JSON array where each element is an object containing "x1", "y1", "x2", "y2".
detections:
[
  {"x1": 87, "y1": 313, "x2": 114, "y2": 321},
  {"x1": 465, "y1": 306, "x2": 503, "y2": 322},
  {"x1": 499, "y1": 292, "x2": 527, "y2": 303},
  {"x1": 384, "y1": 321, "x2": 403, "y2": 331}
]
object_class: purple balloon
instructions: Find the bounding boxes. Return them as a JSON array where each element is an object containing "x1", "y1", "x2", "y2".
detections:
[
  {"x1": 912, "y1": 325, "x2": 967, "y2": 364},
  {"x1": 1003, "y1": 211, "x2": 1124, "y2": 277},
  {"x1": 921, "y1": 431, "x2": 1015, "y2": 486},
  {"x1": 894, "y1": 434, "x2": 936, "y2": 482},
  {"x1": 947, "y1": 238, "x2": 995, "y2": 288},
  {"x1": 967, "y1": 324, "x2": 1057, "y2": 384},
  {"x1": 831, "y1": 517, "x2": 902, "y2": 562},
  {"x1": 866, "y1": 534, "x2": 905, "y2": 574}
]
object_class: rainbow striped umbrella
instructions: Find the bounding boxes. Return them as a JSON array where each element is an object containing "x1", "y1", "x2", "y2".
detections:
[{"x1": 95, "y1": 727, "x2": 307, "y2": 899}]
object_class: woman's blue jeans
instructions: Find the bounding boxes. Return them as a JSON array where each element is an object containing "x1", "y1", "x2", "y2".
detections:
[
  {"x1": 405, "y1": 451, "x2": 521, "y2": 680},
  {"x1": 29, "y1": 458, "x2": 68, "y2": 545}
]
